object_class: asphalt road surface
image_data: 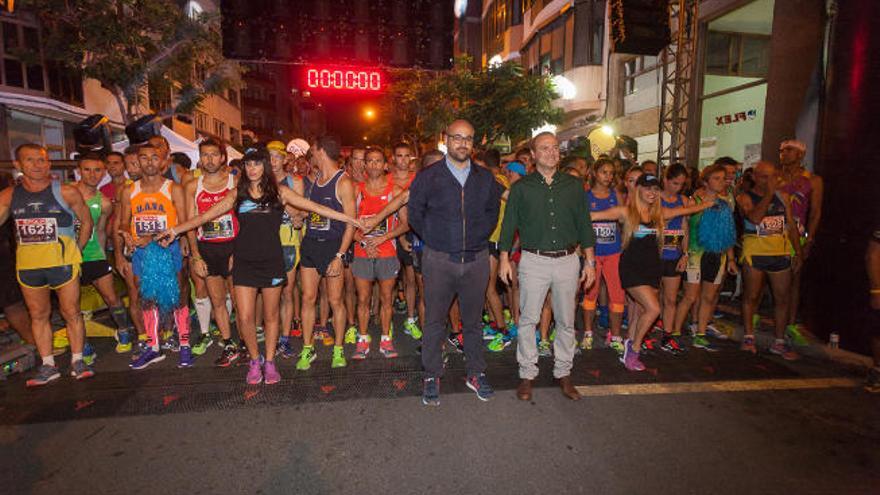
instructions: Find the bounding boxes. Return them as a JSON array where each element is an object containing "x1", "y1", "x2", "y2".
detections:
[{"x1": 2, "y1": 314, "x2": 878, "y2": 494}]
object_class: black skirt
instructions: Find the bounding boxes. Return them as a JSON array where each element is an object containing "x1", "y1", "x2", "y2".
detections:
[{"x1": 620, "y1": 236, "x2": 662, "y2": 289}]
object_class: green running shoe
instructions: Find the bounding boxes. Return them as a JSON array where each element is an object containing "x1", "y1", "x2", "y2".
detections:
[
  {"x1": 191, "y1": 334, "x2": 213, "y2": 356},
  {"x1": 609, "y1": 338, "x2": 625, "y2": 355},
  {"x1": 692, "y1": 334, "x2": 718, "y2": 352},
  {"x1": 785, "y1": 324, "x2": 809, "y2": 346},
  {"x1": 538, "y1": 339, "x2": 552, "y2": 357},
  {"x1": 404, "y1": 318, "x2": 422, "y2": 339},
  {"x1": 580, "y1": 332, "x2": 594, "y2": 351},
  {"x1": 344, "y1": 325, "x2": 358, "y2": 345},
  {"x1": 331, "y1": 345, "x2": 347, "y2": 368},
  {"x1": 486, "y1": 333, "x2": 510, "y2": 352},
  {"x1": 296, "y1": 346, "x2": 317, "y2": 371}
]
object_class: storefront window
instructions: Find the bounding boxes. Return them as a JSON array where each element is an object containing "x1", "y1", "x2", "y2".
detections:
[{"x1": 6, "y1": 110, "x2": 66, "y2": 160}]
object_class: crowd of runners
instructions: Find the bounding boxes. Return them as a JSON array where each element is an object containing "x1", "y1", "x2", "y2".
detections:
[{"x1": 3, "y1": 117, "x2": 878, "y2": 401}]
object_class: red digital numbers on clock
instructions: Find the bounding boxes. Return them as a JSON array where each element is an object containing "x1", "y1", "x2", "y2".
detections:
[{"x1": 306, "y1": 68, "x2": 382, "y2": 91}]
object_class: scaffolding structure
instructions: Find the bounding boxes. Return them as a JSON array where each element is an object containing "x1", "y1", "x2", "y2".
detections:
[{"x1": 657, "y1": 0, "x2": 699, "y2": 166}]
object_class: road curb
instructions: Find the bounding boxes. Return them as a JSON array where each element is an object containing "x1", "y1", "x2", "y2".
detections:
[{"x1": 715, "y1": 303, "x2": 874, "y2": 371}]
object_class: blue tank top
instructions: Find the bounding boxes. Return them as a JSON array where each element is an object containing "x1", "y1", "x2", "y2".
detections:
[
  {"x1": 661, "y1": 194, "x2": 685, "y2": 260},
  {"x1": 305, "y1": 169, "x2": 346, "y2": 241},
  {"x1": 743, "y1": 191, "x2": 786, "y2": 237},
  {"x1": 11, "y1": 181, "x2": 77, "y2": 243},
  {"x1": 10, "y1": 181, "x2": 81, "y2": 270},
  {"x1": 587, "y1": 189, "x2": 621, "y2": 256}
]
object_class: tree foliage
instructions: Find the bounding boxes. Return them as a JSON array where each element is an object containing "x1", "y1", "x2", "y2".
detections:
[
  {"x1": 377, "y1": 57, "x2": 563, "y2": 150},
  {"x1": 27, "y1": 0, "x2": 240, "y2": 123}
]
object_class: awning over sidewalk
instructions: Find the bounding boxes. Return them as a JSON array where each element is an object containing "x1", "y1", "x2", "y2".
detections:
[{"x1": 0, "y1": 91, "x2": 126, "y2": 127}]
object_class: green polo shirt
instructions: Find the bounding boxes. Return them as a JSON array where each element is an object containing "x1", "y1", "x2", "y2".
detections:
[{"x1": 499, "y1": 171, "x2": 595, "y2": 252}]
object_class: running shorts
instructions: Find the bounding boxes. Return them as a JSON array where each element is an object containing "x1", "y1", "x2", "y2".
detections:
[
  {"x1": 352, "y1": 256, "x2": 400, "y2": 281},
  {"x1": 685, "y1": 252, "x2": 727, "y2": 285},
  {"x1": 301, "y1": 236, "x2": 343, "y2": 277},
  {"x1": 17, "y1": 264, "x2": 79, "y2": 290},
  {"x1": 748, "y1": 255, "x2": 791, "y2": 273},
  {"x1": 199, "y1": 241, "x2": 234, "y2": 278}
]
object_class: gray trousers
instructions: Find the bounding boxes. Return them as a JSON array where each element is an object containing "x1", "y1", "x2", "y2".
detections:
[
  {"x1": 421, "y1": 247, "x2": 490, "y2": 378},
  {"x1": 516, "y1": 251, "x2": 580, "y2": 380}
]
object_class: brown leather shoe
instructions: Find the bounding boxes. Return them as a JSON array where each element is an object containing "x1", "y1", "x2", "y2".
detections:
[
  {"x1": 517, "y1": 379, "x2": 533, "y2": 401},
  {"x1": 559, "y1": 376, "x2": 581, "y2": 401}
]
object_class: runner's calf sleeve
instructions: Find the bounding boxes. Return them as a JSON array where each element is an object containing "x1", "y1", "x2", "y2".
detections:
[
  {"x1": 175, "y1": 306, "x2": 191, "y2": 346},
  {"x1": 110, "y1": 305, "x2": 131, "y2": 330},
  {"x1": 144, "y1": 307, "x2": 160, "y2": 351},
  {"x1": 194, "y1": 297, "x2": 212, "y2": 335}
]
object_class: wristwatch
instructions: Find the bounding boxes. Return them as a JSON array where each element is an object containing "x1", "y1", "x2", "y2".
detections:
[{"x1": 335, "y1": 252, "x2": 345, "y2": 259}]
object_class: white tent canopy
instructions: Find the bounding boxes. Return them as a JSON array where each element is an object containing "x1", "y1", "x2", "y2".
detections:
[{"x1": 113, "y1": 125, "x2": 242, "y2": 167}]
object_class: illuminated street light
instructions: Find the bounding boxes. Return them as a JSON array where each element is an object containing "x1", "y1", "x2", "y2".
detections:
[
  {"x1": 488, "y1": 54, "x2": 503, "y2": 68},
  {"x1": 454, "y1": 0, "x2": 468, "y2": 18},
  {"x1": 364, "y1": 107, "x2": 376, "y2": 120},
  {"x1": 551, "y1": 75, "x2": 577, "y2": 100}
]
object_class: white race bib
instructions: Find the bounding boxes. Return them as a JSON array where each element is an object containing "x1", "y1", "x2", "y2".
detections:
[{"x1": 15, "y1": 218, "x2": 58, "y2": 244}]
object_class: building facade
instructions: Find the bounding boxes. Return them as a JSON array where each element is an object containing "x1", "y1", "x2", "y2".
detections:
[
  {"x1": 0, "y1": 0, "x2": 243, "y2": 162},
  {"x1": 606, "y1": 0, "x2": 825, "y2": 168},
  {"x1": 473, "y1": 0, "x2": 610, "y2": 147}
]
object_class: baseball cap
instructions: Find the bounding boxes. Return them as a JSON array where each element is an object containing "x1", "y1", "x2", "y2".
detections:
[
  {"x1": 242, "y1": 145, "x2": 269, "y2": 163},
  {"x1": 636, "y1": 174, "x2": 662, "y2": 189},
  {"x1": 286, "y1": 138, "x2": 310, "y2": 158},
  {"x1": 266, "y1": 141, "x2": 287, "y2": 156},
  {"x1": 505, "y1": 161, "x2": 527, "y2": 177}
]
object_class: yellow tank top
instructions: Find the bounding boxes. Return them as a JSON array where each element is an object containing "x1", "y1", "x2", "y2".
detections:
[
  {"x1": 279, "y1": 176, "x2": 303, "y2": 247},
  {"x1": 489, "y1": 173, "x2": 509, "y2": 243},
  {"x1": 12, "y1": 181, "x2": 82, "y2": 270}
]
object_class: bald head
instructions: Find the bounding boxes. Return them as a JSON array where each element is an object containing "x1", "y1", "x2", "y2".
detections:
[
  {"x1": 752, "y1": 160, "x2": 779, "y2": 192},
  {"x1": 445, "y1": 119, "x2": 475, "y2": 163},
  {"x1": 755, "y1": 160, "x2": 776, "y2": 174},
  {"x1": 446, "y1": 119, "x2": 474, "y2": 136}
]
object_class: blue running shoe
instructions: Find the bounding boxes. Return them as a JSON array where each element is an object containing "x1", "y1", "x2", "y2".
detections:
[
  {"x1": 178, "y1": 345, "x2": 194, "y2": 368},
  {"x1": 83, "y1": 342, "x2": 97, "y2": 366},
  {"x1": 278, "y1": 338, "x2": 295, "y2": 358},
  {"x1": 26, "y1": 365, "x2": 61, "y2": 387},
  {"x1": 466, "y1": 373, "x2": 494, "y2": 401},
  {"x1": 130, "y1": 349, "x2": 166, "y2": 370},
  {"x1": 422, "y1": 377, "x2": 440, "y2": 406},
  {"x1": 161, "y1": 335, "x2": 180, "y2": 352},
  {"x1": 70, "y1": 359, "x2": 95, "y2": 380}
]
